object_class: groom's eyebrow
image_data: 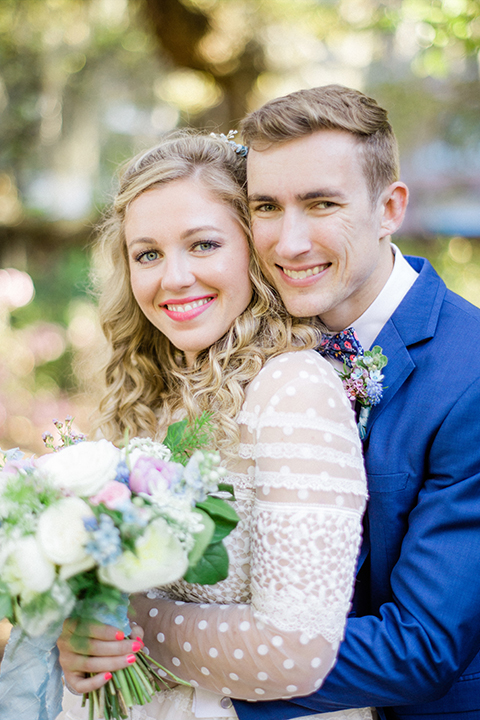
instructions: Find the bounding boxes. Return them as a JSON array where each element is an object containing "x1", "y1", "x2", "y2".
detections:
[
  {"x1": 248, "y1": 189, "x2": 347, "y2": 203},
  {"x1": 248, "y1": 193, "x2": 276, "y2": 203},
  {"x1": 299, "y1": 189, "x2": 348, "y2": 201}
]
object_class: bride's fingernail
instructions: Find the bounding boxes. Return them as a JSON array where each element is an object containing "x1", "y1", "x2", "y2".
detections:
[
  {"x1": 132, "y1": 641, "x2": 142, "y2": 652},
  {"x1": 126, "y1": 654, "x2": 136, "y2": 664},
  {"x1": 104, "y1": 672, "x2": 113, "y2": 681},
  {"x1": 115, "y1": 631, "x2": 125, "y2": 641},
  {"x1": 135, "y1": 636, "x2": 144, "y2": 645}
]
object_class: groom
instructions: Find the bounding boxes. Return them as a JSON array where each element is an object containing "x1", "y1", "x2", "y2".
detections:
[{"x1": 233, "y1": 85, "x2": 480, "y2": 720}]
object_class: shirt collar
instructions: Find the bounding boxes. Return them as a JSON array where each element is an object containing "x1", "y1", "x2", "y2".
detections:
[{"x1": 352, "y1": 244, "x2": 418, "y2": 350}]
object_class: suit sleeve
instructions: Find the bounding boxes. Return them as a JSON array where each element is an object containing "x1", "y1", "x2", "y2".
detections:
[{"x1": 239, "y1": 375, "x2": 480, "y2": 714}]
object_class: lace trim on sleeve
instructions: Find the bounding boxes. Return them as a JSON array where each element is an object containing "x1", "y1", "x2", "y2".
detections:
[
  {"x1": 237, "y1": 409, "x2": 356, "y2": 442},
  {"x1": 254, "y1": 470, "x2": 367, "y2": 495},
  {"x1": 238, "y1": 441, "x2": 363, "y2": 469}
]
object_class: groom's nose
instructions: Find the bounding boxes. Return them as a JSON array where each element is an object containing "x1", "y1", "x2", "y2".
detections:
[{"x1": 275, "y1": 209, "x2": 312, "y2": 259}]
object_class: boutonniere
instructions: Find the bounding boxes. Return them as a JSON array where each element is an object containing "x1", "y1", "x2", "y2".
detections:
[{"x1": 338, "y1": 346, "x2": 388, "y2": 440}]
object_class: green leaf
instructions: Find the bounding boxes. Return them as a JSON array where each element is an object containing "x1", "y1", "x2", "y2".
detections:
[
  {"x1": 187, "y1": 509, "x2": 215, "y2": 569},
  {"x1": 196, "y1": 497, "x2": 239, "y2": 542},
  {"x1": 163, "y1": 419, "x2": 189, "y2": 455},
  {"x1": 0, "y1": 590, "x2": 13, "y2": 622},
  {"x1": 216, "y1": 483, "x2": 235, "y2": 498},
  {"x1": 183, "y1": 542, "x2": 229, "y2": 585},
  {"x1": 163, "y1": 413, "x2": 214, "y2": 464},
  {"x1": 196, "y1": 496, "x2": 239, "y2": 523}
]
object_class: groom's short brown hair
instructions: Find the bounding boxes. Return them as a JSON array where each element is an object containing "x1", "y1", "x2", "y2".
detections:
[{"x1": 240, "y1": 84, "x2": 399, "y2": 203}]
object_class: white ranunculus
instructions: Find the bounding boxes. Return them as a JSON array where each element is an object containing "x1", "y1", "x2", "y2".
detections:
[
  {"x1": 37, "y1": 497, "x2": 96, "y2": 572},
  {"x1": 3, "y1": 535, "x2": 56, "y2": 595},
  {"x1": 98, "y1": 518, "x2": 188, "y2": 593},
  {"x1": 40, "y1": 439, "x2": 120, "y2": 497}
]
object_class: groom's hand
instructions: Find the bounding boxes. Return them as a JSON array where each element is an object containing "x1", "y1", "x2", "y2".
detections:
[{"x1": 57, "y1": 618, "x2": 145, "y2": 693}]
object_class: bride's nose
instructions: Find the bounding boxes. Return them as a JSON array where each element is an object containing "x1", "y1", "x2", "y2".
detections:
[{"x1": 160, "y1": 255, "x2": 196, "y2": 292}]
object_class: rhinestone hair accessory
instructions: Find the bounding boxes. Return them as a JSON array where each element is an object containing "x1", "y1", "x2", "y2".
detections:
[{"x1": 210, "y1": 130, "x2": 248, "y2": 157}]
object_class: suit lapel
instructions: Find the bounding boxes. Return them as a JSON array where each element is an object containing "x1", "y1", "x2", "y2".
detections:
[{"x1": 362, "y1": 257, "x2": 446, "y2": 440}]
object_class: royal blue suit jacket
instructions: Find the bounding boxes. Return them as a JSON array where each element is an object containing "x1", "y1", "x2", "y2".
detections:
[{"x1": 233, "y1": 256, "x2": 480, "y2": 720}]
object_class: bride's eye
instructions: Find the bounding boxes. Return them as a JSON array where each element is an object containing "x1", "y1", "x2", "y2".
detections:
[
  {"x1": 136, "y1": 250, "x2": 160, "y2": 263},
  {"x1": 192, "y1": 240, "x2": 221, "y2": 253}
]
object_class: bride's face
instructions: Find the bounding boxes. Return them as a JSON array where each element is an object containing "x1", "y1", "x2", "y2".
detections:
[{"x1": 125, "y1": 177, "x2": 253, "y2": 366}]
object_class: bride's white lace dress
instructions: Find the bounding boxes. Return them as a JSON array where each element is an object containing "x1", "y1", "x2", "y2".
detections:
[{"x1": 59, "y1": 350, "x2": 372, "y2": 720}]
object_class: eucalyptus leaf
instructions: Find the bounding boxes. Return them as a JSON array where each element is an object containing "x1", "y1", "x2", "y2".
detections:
[{"x1": 183, "y1": 542, "x2": 229, "y2": 585}]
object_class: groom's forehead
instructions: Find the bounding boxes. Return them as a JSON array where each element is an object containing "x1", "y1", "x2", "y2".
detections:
[{"x1": 246, "y1": 131, "x2": 365, "y2": 195}]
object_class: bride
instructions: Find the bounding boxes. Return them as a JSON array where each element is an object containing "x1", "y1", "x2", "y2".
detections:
[{"x1": 57, "y1": 131, "x2": 370, "y2": 720}]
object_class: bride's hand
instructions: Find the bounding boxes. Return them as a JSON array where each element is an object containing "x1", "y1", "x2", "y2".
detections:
[{"x1": 57, "y1": 619, "x2": 145, "y2": 694}]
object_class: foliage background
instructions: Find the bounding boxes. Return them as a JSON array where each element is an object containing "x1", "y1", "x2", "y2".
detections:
[{"x1": 1, "y1": 0, "x2": 479, "y2": 454}]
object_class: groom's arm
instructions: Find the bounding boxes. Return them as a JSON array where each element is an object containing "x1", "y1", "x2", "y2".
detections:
[{"x1": 234, "y1": 376, "x2": 480, "y2": 717}]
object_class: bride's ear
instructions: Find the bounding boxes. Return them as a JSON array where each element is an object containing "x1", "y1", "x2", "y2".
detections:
[{"x1": 379, "y1": 182, "x2": 409, "y2": 239}]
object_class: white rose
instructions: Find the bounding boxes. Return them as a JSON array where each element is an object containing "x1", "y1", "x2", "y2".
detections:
[
  {"x1": 40, "y1": 439, "x2": 120, "y2": 496},
  {"x1": 3, "y1": 535, "x2": 56, "y2": 595},
  {"x1": 37, "y1": 497, "x2": 96, "y2": 575},
  {"x1": 98, "y1": 518, "x2": 188, "y2": 593}
]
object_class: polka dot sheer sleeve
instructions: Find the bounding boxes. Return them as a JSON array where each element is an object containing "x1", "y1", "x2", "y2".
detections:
[{"x1": 132, "y1": 350, "x2": 367, "y2": 702}]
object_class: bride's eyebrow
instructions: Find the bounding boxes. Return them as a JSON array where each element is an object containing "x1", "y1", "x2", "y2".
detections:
[
  {"x1": 181, "y1": 225, "x2": 221, "y2": 239},
  {"x1": 127, "y1": 226, "x2": 222, "y2": 249},
  {"x1": 127, "y1": 237, "x2": 155, "y2": 249}
]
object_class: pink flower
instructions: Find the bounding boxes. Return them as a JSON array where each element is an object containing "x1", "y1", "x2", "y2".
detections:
[
  {"x1": 2, "y1": 458, "x2": 35, "y2": 476},
  {"x1": 90, "y1": 480, "x2": 132, "y2": 509},
  {"x1": 129, "y1": 456, "x2": 183, "y2": 495}
]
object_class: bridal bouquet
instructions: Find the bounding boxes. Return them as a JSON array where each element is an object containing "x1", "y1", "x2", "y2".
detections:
[{"x1": 0, "y1": 416, "x2": 238, "y2": 720}]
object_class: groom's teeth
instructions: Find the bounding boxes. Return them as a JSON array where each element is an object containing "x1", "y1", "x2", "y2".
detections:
[
  {"x1": 166, "y1": 298, "x2": 211, "y2": 312},
  {"x1": 283, "y1": 265, "x2": 322, "y2": 279}
]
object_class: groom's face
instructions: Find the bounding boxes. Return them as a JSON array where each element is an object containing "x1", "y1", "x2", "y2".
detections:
[{"x1": 247, "y1": 129, "x2": 394, "y2": 331}]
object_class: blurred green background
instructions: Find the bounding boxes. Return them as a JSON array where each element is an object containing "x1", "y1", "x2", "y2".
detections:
[{"x1": 1, "y1": 0, "x2": 479, "y2": 454}]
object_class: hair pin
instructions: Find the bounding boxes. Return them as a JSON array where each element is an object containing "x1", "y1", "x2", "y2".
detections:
[{"x1": 210, "y1": 130, "x2": 248, "y2": 157}]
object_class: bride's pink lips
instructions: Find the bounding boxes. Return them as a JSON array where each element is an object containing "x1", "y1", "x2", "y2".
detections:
[{"x1": 160, "y1": 295, "x2": 217, "y2": 322}]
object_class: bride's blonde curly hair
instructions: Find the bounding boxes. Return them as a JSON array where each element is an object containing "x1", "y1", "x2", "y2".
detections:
[{"x1": 91, "y1": 131, "x2": 322, "y2": 454}]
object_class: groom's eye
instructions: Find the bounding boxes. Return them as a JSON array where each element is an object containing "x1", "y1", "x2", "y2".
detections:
[
  {"x1": 314, "y1": 201, "x2": 336, "y2": 209},
  {"x1": 254, "y1": 203, "x2": 277, "y2": 213}
]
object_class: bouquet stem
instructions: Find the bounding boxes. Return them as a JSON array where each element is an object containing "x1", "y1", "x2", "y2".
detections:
[{"x1": 82, "y1": 649, "x2": 189, "y2": 719}]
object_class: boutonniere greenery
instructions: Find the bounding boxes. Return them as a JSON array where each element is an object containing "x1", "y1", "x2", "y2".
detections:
[{"x1": 338, "y1": 346, "x2": 388, "y2": 439}]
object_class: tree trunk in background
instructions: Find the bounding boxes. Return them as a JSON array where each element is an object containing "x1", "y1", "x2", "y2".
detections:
[{"x1": 139, "y1": 0, "x2": 265, "y2": 127}]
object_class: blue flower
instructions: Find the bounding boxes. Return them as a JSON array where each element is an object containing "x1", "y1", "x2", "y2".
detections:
[
  {"x1": 83, "y1": 516, "x2": 99, "y2": 531},
  {"x1": 85, "y1": 514, "x2": 122, "y2": 566},
  {"x1": 366, "y1": 378, "x2": 383, "y2": 405},
  {"x1": 114, "y1": 460, "x2": 130, "y2": 485}
]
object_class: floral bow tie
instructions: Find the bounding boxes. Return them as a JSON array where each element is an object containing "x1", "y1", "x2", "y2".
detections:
[{"x1": 318, "y1": 327, "x2": 363, "y2": 368}]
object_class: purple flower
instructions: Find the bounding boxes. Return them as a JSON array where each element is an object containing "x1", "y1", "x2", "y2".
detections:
[
  {"x1": 129, "y1": 456, "x2": 183, "y2": 495},
  {"x1": 343, "y1": 378, "x2": 368, "y2": 403}
]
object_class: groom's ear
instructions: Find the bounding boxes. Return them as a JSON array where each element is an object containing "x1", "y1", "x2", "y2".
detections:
[{"x1": 378, "y1": 182, "x2": 409, "y2": 239}]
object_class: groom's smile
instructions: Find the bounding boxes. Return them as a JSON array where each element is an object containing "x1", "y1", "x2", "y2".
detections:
[{"x1": 280, "y1": 262, "x2": 331, "y2": 281}]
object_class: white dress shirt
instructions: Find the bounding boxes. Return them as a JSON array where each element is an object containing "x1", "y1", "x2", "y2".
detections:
[{"x1": 353, "y1": 244, "x2": 418, "y2": 351}]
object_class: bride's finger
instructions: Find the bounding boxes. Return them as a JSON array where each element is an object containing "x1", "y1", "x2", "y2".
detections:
[
  {"x1": 64, "y1": 670, "x2": 113, "y2": 695},
  {"x1": 66, "y1": 649, "x2": 141, "y2": 676}
]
